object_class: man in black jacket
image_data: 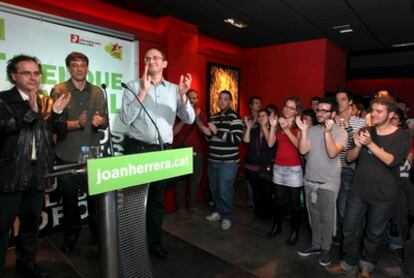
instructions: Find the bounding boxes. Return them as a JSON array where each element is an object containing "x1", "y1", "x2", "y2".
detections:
[{"x1": 0, "y1": 55, "x2": 70, "y2": 277}]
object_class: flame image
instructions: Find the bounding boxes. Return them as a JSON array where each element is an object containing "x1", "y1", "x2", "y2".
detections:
[{"x1": 209, "y1": 65, "x2": 239, "y2": 115}]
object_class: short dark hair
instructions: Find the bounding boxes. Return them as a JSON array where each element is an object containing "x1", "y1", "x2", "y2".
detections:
[
  {"x1": 186, "y1": 88, "x2": 198, "y2": 96},
  {"x1": 393, "y1": 108, "x2": 408, "y2": 129},
  {"x1": 303, "y1": 109, "x2": 317, "y2": 126},
  {"x1": 311, "y1": 96, "x2": 321, "y2": 102},
  {"x1": 7, "y1": 54, "x2": 41, "y2": 84},
  {"x1": 65, "y1": 52, "x2": 89, "y2": 67},
  {"x1": 335, "y1": 88, "x2": 353, "y2": 101},
  {"x1": 219, "y1": 90, "x2": 232, "y2": 101},
  {"x1": 266, "y1": 104, "x2": 278, "y2": 115},
  {"x1": 258, "y1": 108, "x2": 270, "y2": 116},
  {"x1": 145, "y1": 47, "x2": 167, "y2": 60},
  {"x1": 319, "y1": 97, "x2": 338, "y2": 113},
  {"x1": 371, "y1": 96, "x2": 398, "y2": 113},
  {"x1": 248, "y1": 96, "x2": 261, "y2": 107}
]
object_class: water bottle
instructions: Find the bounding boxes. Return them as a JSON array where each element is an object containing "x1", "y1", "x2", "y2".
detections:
[{"x1": 78, "y1": 145, "x2": 90, "y2": 164}]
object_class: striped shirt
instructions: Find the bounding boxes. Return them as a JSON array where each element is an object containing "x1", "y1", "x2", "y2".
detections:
[
  {"x1": 207, "y1": 108, "x2": 244, "y2": 162},
  {"x1": 340, "y1": 116, "x2": 366, "y2": 169}
]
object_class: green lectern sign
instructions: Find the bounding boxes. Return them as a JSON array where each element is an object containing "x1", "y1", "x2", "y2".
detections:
[{"x1": 87, "y1": 148, "x2": 193, "y2": 195}]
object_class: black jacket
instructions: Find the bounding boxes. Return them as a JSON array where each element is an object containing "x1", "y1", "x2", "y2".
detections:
[{"x1": 0, "y1": 87, "x2": 66, "y2": 192}]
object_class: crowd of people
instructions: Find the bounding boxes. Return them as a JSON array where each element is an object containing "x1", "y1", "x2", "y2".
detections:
[
  {"x1": 174, "y1": 86, "x2": 414, "y2": 277},
  {"x1": 0, "y1": 47, "x2": 413, "y2": 278}
]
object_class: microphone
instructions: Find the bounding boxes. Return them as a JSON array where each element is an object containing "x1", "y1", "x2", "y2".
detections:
[
  {"x1": 101, "y1": 84, "x2": 115, "y2": 156},
  {"x1": 121, "y1": 82, "x2": 164, "y2": 150}
]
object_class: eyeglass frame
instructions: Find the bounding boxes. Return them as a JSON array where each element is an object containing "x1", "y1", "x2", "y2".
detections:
[
  {"x1": 143, "y1": 56, "x2": 164, "y2": 62},
  {"x1": 15, "y1": 71, "x2": 41, "y2": 78},
  {"x1": 316, "y1": 109, "x2": 332, "y2": 114}
]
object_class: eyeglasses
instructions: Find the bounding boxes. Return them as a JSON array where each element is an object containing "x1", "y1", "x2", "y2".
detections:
[
  {"x1": 144, "y1": 56, "x2": 163, "y2": 62},
  {"x1": 16, "y1": 71, "x2": 41, "y2": 78},
  {"x1": 284, "y1": 105, "x2": 296, "y2": 111},
  {"x1": 316, "y1": 109, "x2": 332, "y2": 114}
]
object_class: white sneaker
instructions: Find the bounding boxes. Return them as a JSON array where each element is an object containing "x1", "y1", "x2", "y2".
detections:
[
  {"x1": 221, "y1": 219, "x2": 232, "y2": 230},
  {"x1": 206, "y1": 212, "x2": 221, "y2": 221}
]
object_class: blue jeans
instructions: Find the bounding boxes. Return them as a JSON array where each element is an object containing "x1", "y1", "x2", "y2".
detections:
[
  {"x1": 208, "y1": 161, "x2": 239, "y2": 220},
  {"x1": 337, "y1": 167, "x2": 355, "y2": 239},
  {"x1": 342, "y1": 190, "x2": 395, "y2": 272}
]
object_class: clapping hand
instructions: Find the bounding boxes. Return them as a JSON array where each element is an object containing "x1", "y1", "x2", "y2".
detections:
[
  {"x1": 208, "y1": 122, "x2": 217, "y2": 134},
  {"x1": 92, "y1": 111, "x2": 108, "y2": 128},
  {"x1": 178, "y1": 73, "x2": 192, "y2": 95},
  {"x1": 295, "y1": 116, "x2": 308, "y2": 131},
  {"x1": 324, "y1": 119, "x2": 335, "y2": 133},
  {"x1": 78, "y1": 111, "x2": 87, "y2": 128},
  {"x1": 141, "y1": 61, "x2": 151, "y2": 94},
  {"x1": 28, "y1": 89, "x2": 39, "y2": 113},
  {"x1": 269, "y1": 114, "x2": 278, "y2": 128},
  {"x1": 53, "y1": 92, "x2": 71, "y2": 113},
  {"x1": 244, "y1": 116, "x2": 254, "y2": 129}
]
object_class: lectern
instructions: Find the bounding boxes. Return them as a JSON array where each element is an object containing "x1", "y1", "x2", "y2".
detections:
[{"x1": 87, "y1": 148, "x2": 193, "y2": 277}]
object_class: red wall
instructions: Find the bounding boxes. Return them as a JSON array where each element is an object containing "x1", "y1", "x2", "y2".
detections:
[
  {"x1": 3, "y1": 0, "x2": 348, "y2": 212},
  {"x1": 240, "y1": 39, "x2": 346, "y2": 113},
  {"x1": 347, "y1": 78, "x2": 414, "y2": 117}
]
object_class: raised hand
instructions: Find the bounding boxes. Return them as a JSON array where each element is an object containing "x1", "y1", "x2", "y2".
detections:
[
  {"x1": 28, "y1": 89, "x2": 38, "y2": 113},
  {"x1": 244, "y1": 116, "x2": 254, "y2": 129},
  {"x1": 269, "y1": 114, "x2": 278, "y2": 128},
  {"x1": 295, "y1": 116, "x2": 308, "y2": 131},
  {"x1": 141, "y1": 61, "x2": 151, "y2": 93},
  {"x1": 178, "y1": 73, "x2": 192, "y2": 95},
  {"x1": 53, "y1": 92, "x2": 71, "y2": 112},
  {"x1": 324, "y1": 119, "x2": 335, "y2": 133}
]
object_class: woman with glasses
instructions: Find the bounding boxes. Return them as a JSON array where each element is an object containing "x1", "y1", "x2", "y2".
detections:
[{"x1": 266, "y1": 97, "x2": 303, "y2": 246}]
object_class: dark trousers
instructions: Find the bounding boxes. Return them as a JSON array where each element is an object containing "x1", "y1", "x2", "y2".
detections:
[
  {"x1": 124, "y1": 137, "x2": 171, "y2": 251},
  {"x1": 0, "y1": 171, "x2": 43, "y2": 271},
  {"x1": 274, "y1": 184, "x2": 302, "y2": 230},
  {"x1": 336, "y1": 167, "x2": 355, "y2": 241},
  {"x1": 245, "y1": 170, "x2": 273, "y2": 219},
  {"x1": 403, "y1": 224, "x2": 414, "y2": 277},
  {"x1": 175, "y1": 152, "x2": 203, "y2": 209},
  {"x1": 57, "y1": 159, "x2": 97, "y2": 243},
  {"x1": 342, "y1": 190, "x2": 394, "y2": 268}
]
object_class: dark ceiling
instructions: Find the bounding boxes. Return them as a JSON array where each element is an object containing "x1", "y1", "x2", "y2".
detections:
[
  {"x1": 104, "y1": 0, "x2": 414, "y2": 52},
  {"x1": 104, "y1": 0, "x2": 414, "y2": 78}
]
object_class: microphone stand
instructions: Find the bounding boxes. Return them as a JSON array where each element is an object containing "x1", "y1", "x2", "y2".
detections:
[
  {"x1": 101, "y1": 84, "x2": 115, "y2": 156},
  {"x1": 121, "y1": 82, "x2": 164, "y2": 151}
]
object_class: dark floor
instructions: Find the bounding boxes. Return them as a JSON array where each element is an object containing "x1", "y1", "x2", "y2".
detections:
[{"x1": 4, "y1": 181, "x2": 403, "y2": 278}]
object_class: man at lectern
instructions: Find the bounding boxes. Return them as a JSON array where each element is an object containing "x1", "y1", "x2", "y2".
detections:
[
  {"x1": 0, "y1": 55, "x2": 70, "y2": 277},
  {"x1": 120, "y1": 47, "x2": 195, "y2": 259}
]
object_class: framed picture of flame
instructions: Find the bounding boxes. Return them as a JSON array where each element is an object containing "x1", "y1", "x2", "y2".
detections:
[{"x1": 207, "y1": 63, "x2": 240, "y2": 116}]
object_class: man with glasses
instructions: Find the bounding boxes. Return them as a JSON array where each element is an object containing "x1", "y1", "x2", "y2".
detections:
[
  {"x1": 51, "y1": 52, "x2": 108, "y2": 253},
  {"x1": 120, "y1": 47, "x2": 195, "y2": 259},
  {"x1": 296, "y1": 98, "x2": 347, "y2": 267},
  {"x1": 0, "y1": 55, "x2": 70, "y2": 277}
]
